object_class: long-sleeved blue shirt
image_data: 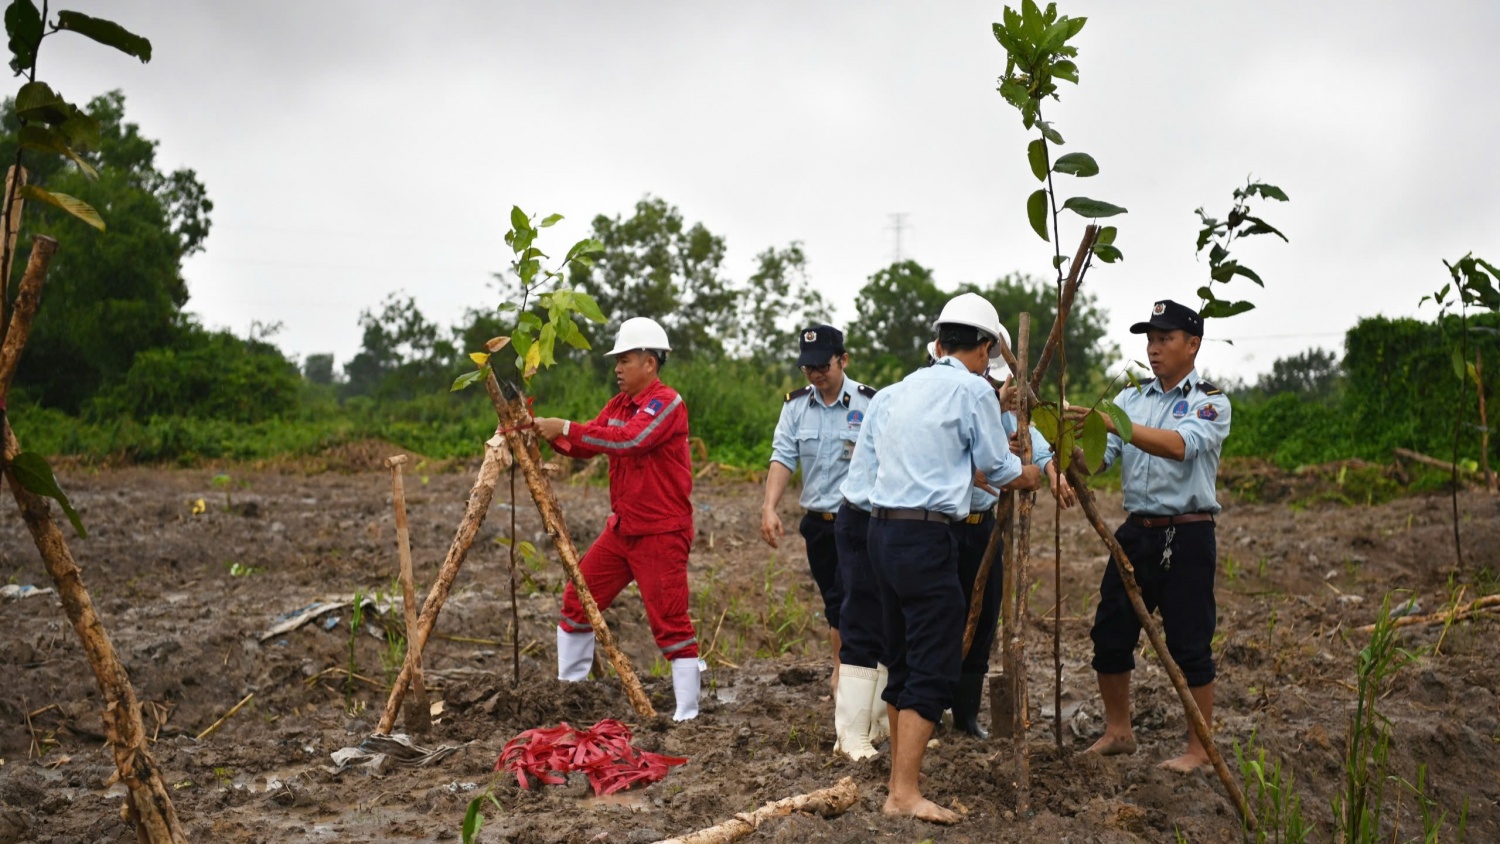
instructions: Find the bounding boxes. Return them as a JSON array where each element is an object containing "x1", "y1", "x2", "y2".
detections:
[{"x1": 1100, "y1": 368, "x2": 1231, "y2": 515}]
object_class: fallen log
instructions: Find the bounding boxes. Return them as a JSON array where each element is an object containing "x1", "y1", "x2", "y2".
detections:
[
  {"x1": 377, "y1": 434, "x2": 512, "y2": 734},
  {"x1": 385, "y1": 454, "x2": 431, "y2": 734},
  {"x1": 481, "y1": 348, "x2": 655, "y2": 718},
  {"x1": 1393, "y1": 448, "x2": 1479, "y2": 478},
  {"x1": 0, "y1": 236, "x2": 188, "y2": 844},
  {"x1": 1065, "y1": 464, "x2": 1255, "y2": 830},
  {"x1": 1353, "y1": 594, "x2": 1500, "y2": 633},
  {"x1": 652, "y1": 776, "x2": 858, "y2": 844}
]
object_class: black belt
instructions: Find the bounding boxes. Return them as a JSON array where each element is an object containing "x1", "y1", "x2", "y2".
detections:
[
  {"x1": 806, "y1": 509, "x2": 837, "y2": 521},
  {"x1": 872, "y1": 507, "x2": 956, "y2": 524},
  {"x1": 841, "y1": 499, "x2": 870, "y2": 515},
  {"x1": 1128, "y1": 512, "x2": 1214, "y2": 529}
]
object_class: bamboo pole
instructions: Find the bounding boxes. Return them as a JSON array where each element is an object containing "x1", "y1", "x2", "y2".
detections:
[
  {"x1": 480, "y1": 347, "x2": 656, "y2": 718},
  {"x1": 377, "y1": 435, "x2": 512, "y2": 734},
  {"x1": 1006, "y1": 314, "x2": 1035, "y2": 813},
  {"x1": 652, "y1": 776, "x2": 858, "y2": 844},
  {"x1": 1353, "y1": 594, "x2": 1500, "y2": 633},
  {"x1": 385, "y1": 454, "x2": 431, "y2": 734},
  {"x1": 0, "y1": 236, "x2": 187, "y2": 843},
  {"x1": 1063, "y1": 464, "x2": 1255, "y2": 829}
]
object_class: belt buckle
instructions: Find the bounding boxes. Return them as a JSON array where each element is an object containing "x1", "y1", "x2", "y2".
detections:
[
  {"x1": 822, "y1": 512, "x2": 835, "y2": 521},
  {"x1": 965, "y1": 514, "x2": 983, "y2": 525}
]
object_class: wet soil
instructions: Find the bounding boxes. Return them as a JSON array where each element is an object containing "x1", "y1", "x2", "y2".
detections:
[{"x1": 1, "y1": 452, "x2": 1497, "y2": 843}]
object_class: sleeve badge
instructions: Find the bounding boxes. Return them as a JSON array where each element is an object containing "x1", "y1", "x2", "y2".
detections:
[{"x1": 1197, "y1": 404, "x2": 1219, "y2": 421}]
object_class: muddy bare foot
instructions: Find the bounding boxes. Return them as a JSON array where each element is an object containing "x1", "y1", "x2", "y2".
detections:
[
  {"x1": 1159, "y1": 752, "x2": 1211, "y2": 773},
  {"x1": 1086, "y1": 733, "x2": 1138, "y2": 756},
  {"x1": 883, "y1": 795, "x2": 960, "y2": 825}
]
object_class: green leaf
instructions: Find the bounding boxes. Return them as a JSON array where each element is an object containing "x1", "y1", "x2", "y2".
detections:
[
  {"x1": 1466, "y1": 361, "x2": 1479, "y2": 384},
  {"x1": 1197, "y1": 285, "x2": 1218, "y2": 302},
  {"x1": 57, "y1": 110, "x2": 101, "y2": 151},
  {"x1": 53, "y1": 11, "x2": 151, "y2": 62},
  {"x1": 450, "y1": 368, "x2": 486, "y2": 392},
  {"x1": 1027, "y1": 138, "x2": 1048, "y2": 182},
  {"x1": 20, "y1": 184, "x2": 104, "y2": 230},
  {"x1": 5, "y1": 0, "x2": 40, "y2": 74},
  {"x1": 516, "y1": 312, "x2": 542, "y2": 335},
  {"x1": 558, "y1": 317, "x2": 591, "y2": 350},
  {"x1": 1052, "y1": 152, "x2": 1099, "y2": 177},
  {"x1": 565, "y1": 238, "x2": 605, "y2": 262},
  {"x1": 572, "y1": 291, "x2": 606, "y2": 323},
  {"x1": 538, "y1": 323, "x2": 556, "y2": 366},
  {"x1": 1092, "y1": 244, "x2": 1122, "y2": 263},
  {"x1": 461, "y1": 796, "x2": 484, "y2": 844},
  {"x1": 1032, "y1": 405, "x2": 1059, "y2": 446},
  {"x1": 1240, "y1": 216, "x2": 1288, "y2": 242},
  {"x1": 1099, "y1": 398, "x2": 1133, "y2": 444},
  {"x1": 1453, "y1": 348, "x2": 1466, "y2": 382},
  {"x1": 1248, "y1": 182, "x2": 1290, "y2": 202},
  {"x1": 1082, "y1": 409, "x2": 1108, "y2": 472},
  {"x1": 1199, "y1": 299, "x2": 1255, "y2": 319},
  {"x1": 538, "y1": 213, "x2": 563, "y2": 228},
  {"x1": 1230, "y1": 264, "x2": 1264, "y2": 287},
  {"x1": 1208, "y1": 244, "x2": 1229, "y2": 266},
  {"x1": 1036, "y1": 120, "x2": 1064, "y2": 145},
  {"x1": 17, "y1": 124, "x2": 96, "y2": 177},
  {"x1": 1052, "y1": 59, "x2": 1078, "y2": 84},
  {"x1": 509, "y1": 205, "x2": 530, "y2": 233},
  {"x1": 15, "y1": 80, "x2": 71, "y2": 124},
  {"x1": 1027, "y1": 188, "x2": 1049, "y2": 242},
  {"x1": 1056, "y1": 422, "x2": 1075, "y2": 474},
  {"x1": 9, "y1": 451, "x2": 86, "y2": 537},
  {"x1": 1095, "y1": 225, "x2": 1117, "y2": 246},
  {"x1": 1061, "y1": 196, "x2": 1127, "y2": 218}
]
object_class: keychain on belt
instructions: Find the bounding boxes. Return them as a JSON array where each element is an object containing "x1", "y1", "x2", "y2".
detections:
[{"x1": 1160, "y1": 526, "x2": 1176, "y2": 571}]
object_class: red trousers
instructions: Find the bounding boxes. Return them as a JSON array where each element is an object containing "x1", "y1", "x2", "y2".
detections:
[{"x1": 559, "y1": 519, "x2": 698, "y2": 660}]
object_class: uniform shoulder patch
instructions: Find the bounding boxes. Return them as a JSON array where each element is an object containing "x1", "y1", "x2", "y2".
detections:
[
  {"x1": 784, "y1": 385, "x2": 813, "y2": 403},
  {"x1": 1197, "y1": 380, "x2": 1223, "y2": 396},
  {"x1": 856, "y1": 384, "x2": 877, "y2": 399}
]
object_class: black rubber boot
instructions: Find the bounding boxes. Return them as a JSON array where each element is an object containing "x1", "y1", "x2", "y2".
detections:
[{"x1": 953, "y1": 672, "x2": 988, "y2": 738}]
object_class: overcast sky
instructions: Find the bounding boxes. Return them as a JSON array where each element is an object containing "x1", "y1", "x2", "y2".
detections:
[{"x1": 33, "y1": 0, "x2": 1500, "y2": 383}]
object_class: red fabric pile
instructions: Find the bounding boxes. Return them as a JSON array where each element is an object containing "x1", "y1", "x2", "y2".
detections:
[{"x1": 496, "y1": 719, "x2": 688, "y2": 796}]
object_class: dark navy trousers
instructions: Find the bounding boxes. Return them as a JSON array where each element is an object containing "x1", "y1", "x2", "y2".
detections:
[
  {"x1": 834, "y1": 506, "x2": 881, "y2": 668},
  {"x1": 952, "y1": 512, "x2": 1002, "y2": 674},
  {"x1": 868, "y1": 516, "x2": 964, "y2": 724},
  {"x1": 798, "y1": 512, "x2": 842, "y2": 630}
]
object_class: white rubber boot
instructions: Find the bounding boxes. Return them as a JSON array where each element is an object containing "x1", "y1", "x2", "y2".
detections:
[
  {"x1": 867, "y1": 663, "x2": 890, "y2": 744},
  {"x1": 671, "y1": 658, "x2": 701, "y2": 721},
  {"x1": 833, "y1": 665, "x2": 878, "y2": 760},
  {"x1": 556, "y1": 628, "x2": 594, "y2": 681}
]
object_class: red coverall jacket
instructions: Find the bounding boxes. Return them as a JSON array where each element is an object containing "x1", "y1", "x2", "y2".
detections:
[{"x1": 549, "y1": 379, "x2": 694, "y2": 537}]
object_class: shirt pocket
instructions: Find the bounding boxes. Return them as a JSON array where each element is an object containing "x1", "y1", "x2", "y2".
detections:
[
  {"x1": 838, "y1": 432, "x2": 857, "y2": 461},
  {"x1": 795, "y1": 427, "x2": 821, "y2": 466}
]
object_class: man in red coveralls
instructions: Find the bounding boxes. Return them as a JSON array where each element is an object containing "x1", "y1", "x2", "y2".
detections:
[{"x1": 531, "y1": 316, "x2": 700, "y2": 720}]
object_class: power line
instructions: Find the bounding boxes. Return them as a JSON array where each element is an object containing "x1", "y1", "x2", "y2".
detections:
[{"x1": 885, "y1": 213, "x2": 910, "y2": 264}]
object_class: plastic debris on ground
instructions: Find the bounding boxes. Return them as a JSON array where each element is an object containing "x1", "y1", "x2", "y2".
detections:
[
  {"x1": 327, "y1": 733, "x2": 462, "y2": 776},
  {"x1": 497, "y1": 720, "x2": 687, "y2": 796},
  {"x1": 0, "y1": 585, "x2": 54, "y2": 600}
]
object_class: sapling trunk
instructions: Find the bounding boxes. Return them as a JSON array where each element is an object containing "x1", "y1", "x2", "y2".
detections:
[
  {"x1": 1478, "y1": 349, "x2": 1496, "y2": 494},
  {"x1": 481, "y1": 356, "x2": 656, "y2": 718},
  {"x1": 1064, "y1": 464, "x2": 1255, "y2": 829},
  {"x1": 1027, "y1": 227, "x2": 1096, "y2": 394}
]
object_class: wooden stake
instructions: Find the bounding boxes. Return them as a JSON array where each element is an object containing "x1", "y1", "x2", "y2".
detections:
[
  {"x1": 1028, "y1": 226, "x2": 1097, "y2": 394},
  {"x1": 1352, "y1": 594, "x2": 1500, "y2": 633},
  {"x1": 1006, "y1": 314, "x2": 1035, "y2": 813},
  {"x1": 1478, "y1": 349, "x2": 1497, "y2": 494},
  {"x1": 481, "y1": 353, "x2": 656, "y2": 718},
  {"x1": 1064, "y1": 464, "x2": 1255, "y2": 829},
  {"x1": 195, "y1": 692, "x2": 254, "y2": 741},
  {"x1": 377, "y1": 435, "x2": 513, "y2": 734},
  {"x1": 384, "y1": 454, "x2": 431, "y2": 734},
  {"x1": 652, "y1": 776, "x2": 858, "y2": 844},
  {"x1": 0, "y1": 166, "x2": 25, "y2": 335},
  {"x1": 0, "y1": 236, "x2": 57, "y2": 395}
]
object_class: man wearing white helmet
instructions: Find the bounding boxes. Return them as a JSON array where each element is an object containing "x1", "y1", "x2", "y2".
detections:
[
  {"x1": 533, "y1": 317, "x2": 701, "y2": 721},
  {"x1": 840, "y1": 292, "x2": 1041, "y2": 824}
]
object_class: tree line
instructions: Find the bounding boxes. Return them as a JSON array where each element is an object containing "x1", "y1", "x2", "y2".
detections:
[{"x1": 6, "y1": 93, "x2": 1495, "y2": 475}]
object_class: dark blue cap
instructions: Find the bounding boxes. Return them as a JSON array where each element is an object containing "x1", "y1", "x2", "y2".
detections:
[
  {"x1": 797, "y1": 325, "x2": 845, "y2": 366},
  {"x1": 1130, "y1": 299, "x2": 1204, "y2": 337}
]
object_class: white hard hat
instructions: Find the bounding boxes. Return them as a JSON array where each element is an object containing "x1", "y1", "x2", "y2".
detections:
[
  {"x1": 988, "y1": 353, "x2": 1015, "y2": 382},
  {"x1": 933, "y1": 293, "x2": 1006, "y2": 359},
  {"x1": 926, "y1": 340, "x2": 938, "y2": 361},
  {"x1": 607, "y1": 317, "x2": 671, "y2": 356}
]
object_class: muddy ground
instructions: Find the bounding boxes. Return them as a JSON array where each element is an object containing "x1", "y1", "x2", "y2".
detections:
[{"x1": 0, "y1": 448, "x2": 1497, "y2": 843}]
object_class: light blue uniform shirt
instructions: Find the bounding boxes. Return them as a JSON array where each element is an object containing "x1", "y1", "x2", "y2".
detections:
[
  {"x1": 971, "y1": 411, "x2": 1054, "y2": 513},
  {"x1": 841, "y1": 357, "x2": 1023, "y2": 518},
  {"x1": 1100, "y1": 368, "x2": 1232, "y2": 515},
  {"x1": 769, "y1": 375, "x2": 875, "y2": 512}
]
